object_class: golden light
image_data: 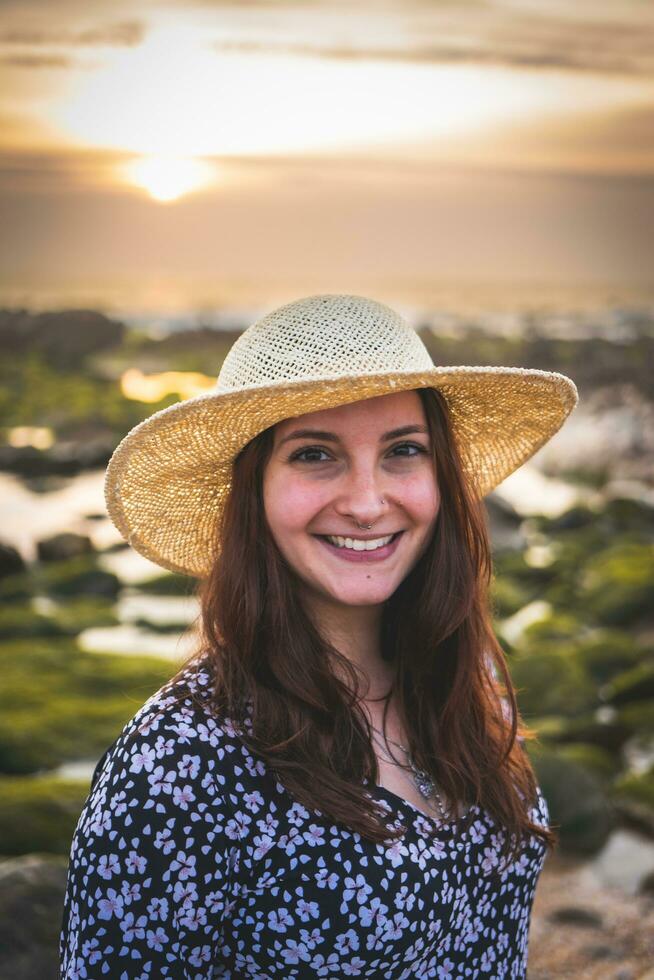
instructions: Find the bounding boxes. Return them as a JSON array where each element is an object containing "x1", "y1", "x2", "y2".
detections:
[
  {"x1": 121, "y1": 368, "x2": 215, "y2": 402},
  {"x1": 47, "y1": 21, "x2": 654, "y2": 166},
  {"x1": 120, "y1": 154, "x2": 215, "y2": 202}
]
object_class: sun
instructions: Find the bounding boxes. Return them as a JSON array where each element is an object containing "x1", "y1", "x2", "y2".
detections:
[{"x1": 120, "y1": 154, "x2": 215, "y2": 202}]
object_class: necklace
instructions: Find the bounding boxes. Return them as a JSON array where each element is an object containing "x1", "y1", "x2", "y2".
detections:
[{"x1": 369, "y1": 724, "x2": 448, "y2": 821}]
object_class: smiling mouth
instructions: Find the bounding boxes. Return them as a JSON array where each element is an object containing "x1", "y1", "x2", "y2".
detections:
[{"x1": 313, "y1": 531, "x2": 403, "y2": 553}]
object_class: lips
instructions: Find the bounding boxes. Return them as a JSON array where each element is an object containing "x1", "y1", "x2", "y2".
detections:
[{"x1": 313, "y1": 531, "x2": 404, "y2": 562}]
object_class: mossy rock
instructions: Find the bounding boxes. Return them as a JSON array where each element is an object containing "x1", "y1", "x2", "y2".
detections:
[
  {"x1": 550, "y1": 712, "x2": 633, "y2": 754},
  {"x1": 0, "y1": 638, "x2": 173, "y2": 774},
  {"x1": 135, "y1": 571, "x2": 197, "y2": 596},
  {"x1": 554, "y1": 742, "x2": 621, "y2": 785},
  {"x1": 617, "y1": 701, "x2": 654, "y2": 734},
  {"x1": 602, "y1": 662, "x2": 654, "y2": 706},
  {"x1": 0, "y1": 571, "x2": 34, "y2": 602},
  {"x1": 0, "y1": 776, "x2": 90, "y2": 857},
  {"x1": 579, "y1": 542, "x2": 654, "y2": 626},
  {"x1": 610, "y1": 769, "x2": 654, "y2": 810},
  {"x1": 0, "y1": 853, "x2": 69, "y2": 978},
  {"x1": 520, "y1": 611, "x2": 583, "y2": 644},
  {"x1": 510, "y1": 644, "x2": 596, "y2": 719},
  {"x1": 34, "y1": 555, "x2": 121, "y2": 600},
  {"x1": 0, "y1": 598, "x2": 118, "y2": 640},
  {"x1": 572, "y1": 629, "x2": 645, "y2": 686},
  {"x1": 490, "y1": 576, "x2": 534, "y2": 620},
  {"x1": 0, "y1": 604, "x2": 63, "y2": 639},
  {"x1": 527, "y1": 745, "x2": 616, "y2": 855}
]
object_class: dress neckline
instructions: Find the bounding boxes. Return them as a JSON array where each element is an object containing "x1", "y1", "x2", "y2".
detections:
[{"x1": 369, "y1": 781, "x2": 475, "y2": 830}]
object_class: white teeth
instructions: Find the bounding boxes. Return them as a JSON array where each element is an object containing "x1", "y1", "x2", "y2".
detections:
[{"x1": 324, "y1": 534, "x2": 395, "y2": 551}]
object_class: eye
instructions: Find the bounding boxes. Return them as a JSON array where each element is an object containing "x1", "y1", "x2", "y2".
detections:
[
  {"x1": 389, "y1": 442, "x2": 428, "y2": 458},
  {"x1": 288, "y1": 445, "x2": 332, "y2": 463}
]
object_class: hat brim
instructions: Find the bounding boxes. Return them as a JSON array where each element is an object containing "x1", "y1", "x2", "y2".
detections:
[{"x1": 104, "y1": 366, "x2": 578, "y2": 578}]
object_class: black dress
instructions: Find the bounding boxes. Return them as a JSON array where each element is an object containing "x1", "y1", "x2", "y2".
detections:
[{"x1": 59, "y1": 656, "x2": 549, "y2": 978}]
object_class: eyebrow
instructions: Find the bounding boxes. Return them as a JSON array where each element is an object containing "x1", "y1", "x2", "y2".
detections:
[{"x1": 278, "y1": 424, "x2": 429, "y2": 447}]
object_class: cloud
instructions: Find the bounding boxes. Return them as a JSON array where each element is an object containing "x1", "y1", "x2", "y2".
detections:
[{"x1": 0, "y1": 20, "x2": 146, "y2": 47}]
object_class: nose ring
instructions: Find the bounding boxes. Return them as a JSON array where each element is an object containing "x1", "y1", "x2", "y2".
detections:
[{"x1": 355, "y1": 499, "x2": 385, "y2": 531}]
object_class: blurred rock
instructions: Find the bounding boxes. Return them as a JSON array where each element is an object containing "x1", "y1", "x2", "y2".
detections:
[
  {"x1": 0, "y1": 436, "x2": 115, "y2": 477},
  {"x1": 0, "y1": 853, "x2": 67, "y2": 980},
  {"x1": 485, "y1": 493, "x2": 527, "y2": 552},
  {"x1": 529, "y1": 747, "x2": 616, "y2": 855},
  {"x1": 547, "y1": 905, "x2": 603, "y2": 927},
  {"x1": 0, "y1": 307, "x2": 125, "y2": 368},
  {"x1": 0, "y1": 541, "x2": 25, "y2": 579},
  {"x1": 37, "y1": 532, "x2": 94, "y2": 563}
]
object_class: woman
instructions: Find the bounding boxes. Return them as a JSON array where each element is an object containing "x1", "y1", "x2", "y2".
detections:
[{"x1": 59, "y1": 293, "x2": 578, "y2": 978}]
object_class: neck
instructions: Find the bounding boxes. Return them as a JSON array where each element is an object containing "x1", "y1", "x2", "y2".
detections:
[{"x1": 302, "y1": 593, "x2": 393, "y2": 699}]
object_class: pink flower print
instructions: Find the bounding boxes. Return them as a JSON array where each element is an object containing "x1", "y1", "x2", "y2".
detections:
[
  {"x1": 125, "y1": 849, "x2": 147, "y2": 874},
  {"x1": 244, "y1": 790, "x2": 264, "y2": 812},
  {"x1": 225, "y1": 811, "x2": 251, "y2": 840},
  {"x1": 146, "y1": 925, "x2": 169, "y2": 952},
  {"x1": 315, "y1": 868, "x2": 339, "y2": 890},
  {"x1": 154, "y1": 826, "x2": 175, "y2": 855},
  {"x1": 296, "y1": 898, "x2": 319, "y2": 922},
  {"x1": 481, "y1": 846, "x2": 499, "y2": 875},
  {"x1": 173, "y1": 879, "x2": 198, "y2": 908},
  {"x1": 80, "y1": 936, "x2": 103, "y2": 964},
  {"x1": 90, "y1": 807, "x2": 112, "y2": 836},
  {"x1": 189, "y1": 943, "x2": 212, "y2": 967},
  {"x1": 96, "y1": 852, "x2": 120, "y2": 880},
  {"x1": 335, "y1": 929, "x2": 359, "y2": 954},
  {"x1": 154, "y1": 734, "x2": 177, "y2": 756},
  {"x1": 110, "y1": 791, "x2": 128, "y2": 817},
  {"x1": 178, "y1": 904, "x2": 207, "y2": 931},
  {"x1": 299, "y1": 927, "x2": 323, "y2": 949},
  {"x1": 206, "y1": 890, "x2": 225, "y2": 915},
  {"x1": 97, "y1": 889, "x2": 121, "y2": 924},
  {"x1": 148, "y1": 765, "x2": 176, "y2": 796},
  {"x1": 253, "y1": 834, "x2": 274, "y2": 860},
  {"x1": 303, "y1": 824, "x2": 325, "y2": 847},
  {"x1": 177, "y1": 753, "x2": 201, "y2": 780},
  {"x1": 121, "y1": 880, "x2": 141, "y2": 904},
  {"x1": 359, "y1": 896, "x2": 388, "y2": 928},
  {"x1": 147, "y1": 895, "x2": 169, "y2": 921},
  {"x1": 268, "y1": 908, "x2": 294, "y2": 933},
  {"x1": 384, "y1": 839, "x2": 409, "y2": 868},
  {"x1": 172, "y1": 783, "x2": 196, "y2": 810},
  {"x1": 120, "y1": 910, "x2": 147, "y2": 942},
  {"x1": 343, "y1": 957, "x2": 367, "y2": 976},
  {"x1": 130, "y1": 743, "x2": 156, "y2": 774},
  {"x1": 170, "y1": 850, "x2": 196, "y2": 880}
]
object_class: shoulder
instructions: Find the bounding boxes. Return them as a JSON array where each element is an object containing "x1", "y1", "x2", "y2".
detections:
[{"x1": 86, "y1": 655, "x2": 259, "y2": 821}]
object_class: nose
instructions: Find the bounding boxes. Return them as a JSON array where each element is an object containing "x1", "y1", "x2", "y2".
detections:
[{"x1": 333, "y1": 465, "x2": 389, "y2": 529}]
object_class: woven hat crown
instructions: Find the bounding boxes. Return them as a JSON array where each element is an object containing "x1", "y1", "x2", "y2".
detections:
[{"x1": 216, "y1": 294, "x2": 432, "y2": 392}]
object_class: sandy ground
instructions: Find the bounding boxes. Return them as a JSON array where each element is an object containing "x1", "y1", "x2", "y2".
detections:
[{"x1": 528, "y1": 851, "x2": 654, "y2": 979}]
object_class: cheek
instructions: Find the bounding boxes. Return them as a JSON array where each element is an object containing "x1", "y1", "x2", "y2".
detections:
[
  {"x1": 263, "y1": 473, "x2": 326, "y2": 536},
  {"x1": 403, "y1": 475, "x2": 441, "y2": 523}
]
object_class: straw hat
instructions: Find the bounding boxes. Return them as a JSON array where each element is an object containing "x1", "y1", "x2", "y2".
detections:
[{"x1": 104, "y1": 293, "x2": 578, "y2": 578}]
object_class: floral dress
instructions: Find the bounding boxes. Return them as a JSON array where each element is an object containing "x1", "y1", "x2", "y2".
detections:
[{"x1": 59, "y1": 656, "x2": 549, "y2": 979}]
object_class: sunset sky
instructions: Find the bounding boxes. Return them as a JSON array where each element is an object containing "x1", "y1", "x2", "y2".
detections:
[{"x1": 1, "y1": 0, "x2": 653, "y2": 315}]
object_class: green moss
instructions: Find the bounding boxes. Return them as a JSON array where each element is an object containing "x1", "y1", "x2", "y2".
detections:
[
  {"x1": 0, "y1": 638, "x2": 174, "y2": 774},
  {"x1": 526, "y1": 745, "x2": 616, "y2": 855},
  {"x1": 135, "y1": 572, "x2": 198, "y2": 596},
  {"x1": 611, "y1": 770, "x2": 654, "y2": 810},
  {"x1": 0, "y1": 775, "x2": 90, "y2": 857},
  {"x1": 579, "y1": 542, "x2": 654, "y2": 626},
  {"x1": 510, "y1": 644, "x2": 596, "y2": 718},
  {"x1": 603, "y1": 661, "x2": 654, "y2": 705}
]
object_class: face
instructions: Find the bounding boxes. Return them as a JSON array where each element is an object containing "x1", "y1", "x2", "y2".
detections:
[{"x1": 262, "y1": 389, "x2": 441, "y2": 611}]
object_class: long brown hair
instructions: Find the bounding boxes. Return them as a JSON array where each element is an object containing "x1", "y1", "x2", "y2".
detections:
[{"x1": 171, "y1": 386, "x2": 556, "y2": 864}]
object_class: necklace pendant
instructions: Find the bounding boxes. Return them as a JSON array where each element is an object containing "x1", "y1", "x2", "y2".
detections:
[{"x1": 410, "y1": 763, "x2": 437, "y2": 801}]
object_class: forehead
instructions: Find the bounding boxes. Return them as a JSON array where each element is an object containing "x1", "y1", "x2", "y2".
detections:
[{"x1": 273, "y1": 389, "x2": 426, "y2": 441}]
